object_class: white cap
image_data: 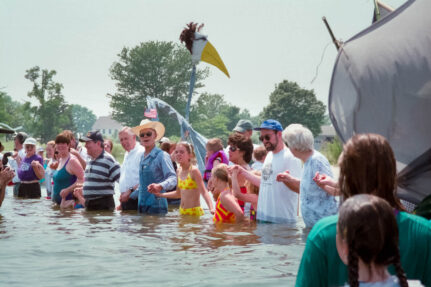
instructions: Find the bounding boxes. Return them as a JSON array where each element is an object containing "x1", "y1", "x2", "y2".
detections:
[{"x1": 23, "y1": 137, "x2": 37, "y2": 146}]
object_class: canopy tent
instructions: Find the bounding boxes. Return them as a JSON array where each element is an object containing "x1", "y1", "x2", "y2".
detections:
[
  {"x1": 328, "y1": 0, "x2": 431, "y2": 204},
  {"x1": 0, "y1": 123, "x2": 15, "y2": 134}
]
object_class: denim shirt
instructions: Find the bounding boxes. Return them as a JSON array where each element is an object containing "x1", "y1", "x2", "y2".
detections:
[{"x1": 138, "y1": 147, "x2": 177, "y2": 213}]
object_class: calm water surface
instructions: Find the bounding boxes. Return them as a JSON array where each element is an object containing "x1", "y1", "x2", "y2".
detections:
[{"x1": 0, "y1": 187, "x2": 308, "y2": 287}]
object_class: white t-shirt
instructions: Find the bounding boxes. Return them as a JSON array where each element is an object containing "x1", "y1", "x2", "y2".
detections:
[
  {"x1": 119, "y1": 143, "x2": 145, "y2": 199},
  {"x1": 10, "y1": 148, "x2": 26, "y2": 183},
  {"x1": 257, "y1": 147, "x2": 302, "y2": 223}
]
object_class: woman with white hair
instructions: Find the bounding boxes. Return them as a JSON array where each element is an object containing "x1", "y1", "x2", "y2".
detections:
[{"x1": 277, "y1": 124, "x2": 338, "y2": 227}]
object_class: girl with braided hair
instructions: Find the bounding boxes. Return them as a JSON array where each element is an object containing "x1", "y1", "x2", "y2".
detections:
[{"x1": 336, "y1": 194, "x2": 409, "y2": 287}]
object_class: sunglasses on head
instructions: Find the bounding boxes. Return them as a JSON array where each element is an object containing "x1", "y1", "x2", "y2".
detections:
[
  {"x1": 229, "y1": 146, "x2": 239, "y2": 152},
  {"x1": 259, "y1": 134, "x2": 272, "y2": 142},
  {"x1": 140, "y1": 132, "x2": 153, "y2": 138}
]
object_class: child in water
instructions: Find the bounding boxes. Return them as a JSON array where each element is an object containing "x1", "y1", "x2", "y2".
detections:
[
  {"x1": 154, "y1": 142, "x2": 214, "y2": 216},
  {"x1": 209, "y1": 164, "x2": 244, "y2": 223},
  {"x1": 337, "y1": 194, "x2": 413, "y2": 287}
]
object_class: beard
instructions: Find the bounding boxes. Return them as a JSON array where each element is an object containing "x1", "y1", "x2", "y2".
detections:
[{"x1": 264, "y1": 136, "x2": 278, "y2": 152}]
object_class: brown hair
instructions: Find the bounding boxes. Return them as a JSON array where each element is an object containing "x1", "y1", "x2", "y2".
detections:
[
  {"x1": 212, "y1": 164, "x2": 230, "y2": 185},
  {"x1": 160, "y1": 142, "x2": 171, "y2": 153},
  {"x1": 253, "y1": 146, "x2": 267, "y2": 161},
  {"x1": 105, "y1": 139, "x2": 113, "y2": 152},
  {"x1": 47, "y1": 141, "x2": 55, "y2": 147},
  {"x1": 338, "y1": 133, "x2": 404, "y2": 211},
  {"x1": 55, "y1": 133, "x2": 70, "y2": 145},
  {"x1": 206, "y1": 138, "x2": 224, "y2": 152},
  {"x1": 61, "y1": 130, "x2": 75, "y2": 141},
  {"x1": 177, "y1": 141, "x2": 197, "y2": 165},
  {"x1": 228, "y1": 133, "x2": 254, "y2": 163},
  {"x1": 338, "y1": 194, "x2": 408, "y2": 287}
]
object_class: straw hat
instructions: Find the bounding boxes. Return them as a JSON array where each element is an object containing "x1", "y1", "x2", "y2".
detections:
[{"x1": 131, "y1": 119, "x2": 165, "y2": 142}]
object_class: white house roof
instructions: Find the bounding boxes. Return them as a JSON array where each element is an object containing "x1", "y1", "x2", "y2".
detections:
[
  {"x1": 92, "y1": 116, "x2": 123, "y2": 130},
  {"x1": 319, "y1": 125, "x2": 336, "y2": 137}
]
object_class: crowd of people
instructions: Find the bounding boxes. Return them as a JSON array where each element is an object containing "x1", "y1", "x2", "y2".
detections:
[{"x1": 0, "y1": 118, "x2": 430, "y2": 286}]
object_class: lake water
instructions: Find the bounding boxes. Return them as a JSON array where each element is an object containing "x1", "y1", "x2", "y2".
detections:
[{"x1": 0, "y1": 187, "x2": 308, "y2": 287}]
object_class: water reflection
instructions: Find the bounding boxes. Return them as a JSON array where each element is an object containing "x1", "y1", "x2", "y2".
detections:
[{"x1": 0, "y1": 187, "x2": 306, "y2": 286}]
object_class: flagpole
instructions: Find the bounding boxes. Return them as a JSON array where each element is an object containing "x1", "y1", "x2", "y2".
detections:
[
  {"x1": 185, "y1": 64, "x2": 196, "y2": 123},
  {"x1": 322, "y1": 17, "x2": 340, "y2": 51}
]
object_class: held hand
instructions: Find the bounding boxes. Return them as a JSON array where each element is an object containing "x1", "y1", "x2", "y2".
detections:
[
  {"x1": 313, "y1": 172, "x2": 333, "y2": 188},
  {"x1": 50, "y1": 161, "x2": 59, "y2": 170},
  {"x1": 276, "y1": 170, "x2": 292, "y2": 182},
  {"x1": 147, "y1": 183, "x2": 162, "y2": 194},
  {"x1": 31, "y1": 160, "x2": 40, "y2": 168},
  {"x1": 73, "y1": 186, "x2": 83, "y2": 197},
  {"x1": 0, "y1": 167, "x2": 15, "y2": 185},
  {"x1": 210, "y1": 208, "x2": 215, "y2": 215},
  {"x1": 119, "y1": 190, "x2": 131, "y2": 202},
  {"x1": 59, "y1": 188, "x2": 69, "y2": 198}
]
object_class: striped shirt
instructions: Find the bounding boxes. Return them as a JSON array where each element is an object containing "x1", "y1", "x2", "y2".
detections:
[{"x1": 83, "y1": 150, "x2": 121, "y2": 196}]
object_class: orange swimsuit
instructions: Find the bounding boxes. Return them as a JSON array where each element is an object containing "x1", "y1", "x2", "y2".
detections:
[{"x1": 213, "y1": 194, "x2": 236, "y2": 223}]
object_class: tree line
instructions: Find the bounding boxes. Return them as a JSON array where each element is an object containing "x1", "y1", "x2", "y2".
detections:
[{"x1": 1, "y1": 40, "x2": 326, "y2": 144}]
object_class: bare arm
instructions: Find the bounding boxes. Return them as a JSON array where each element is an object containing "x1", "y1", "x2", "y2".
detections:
[
  {"x1": 313, "y1": 172, "x2": 339, "y2": 196},
  {"x1": 231, "y1": 166, "x2": 258, "y2": 208},
  {"x1": 31, "y1": 160, "x2": 45, "y2": 180},
  {"x1": 220, "y1": 192, "x2": 244, "y2": 223},
  {"x1": 70, "y1": 148, "x2": 86, "y2": 170},
  {"x1": 276, "y1": 170, "x2": 300, "y2": 193},
  {"x1": 61, "y1": 157, "x2": 84, "y2": 198},
  {"x1": 236, "y1": 165, "x2": 261, "y2": 187},
  {"x1": 0, "y1": 168, "x2": 14, "y2": 207},
  {"x1": 193, "y1": 168, "x2": 214, "y2": 213}
]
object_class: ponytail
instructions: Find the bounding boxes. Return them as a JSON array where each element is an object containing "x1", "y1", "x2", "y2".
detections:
[
  {"x1": 347, "y1": 248, "x2": 359, "y2": 287},
  {"x1": 393, "y1": 248, "x2": 408, "y2": 287}
]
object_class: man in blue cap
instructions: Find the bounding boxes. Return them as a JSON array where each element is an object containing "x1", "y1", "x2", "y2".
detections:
[{"x1": 239, "y1": 119, "x2": 302, "y2": 223}]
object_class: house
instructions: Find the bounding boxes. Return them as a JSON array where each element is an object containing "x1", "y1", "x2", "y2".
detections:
[
  {"x1": 92, "y1": 116, "x2": 123, "y2": 138},
  {"x1": 314, "y1": 124, "x2": 336, "y2": 150}
]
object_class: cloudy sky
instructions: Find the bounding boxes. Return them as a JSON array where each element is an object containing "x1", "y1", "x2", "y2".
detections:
[{"x1": 0, "y1": 0, "x2": 405, "y2": 117}]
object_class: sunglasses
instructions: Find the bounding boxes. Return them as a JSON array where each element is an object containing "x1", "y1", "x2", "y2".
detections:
[
  {"x1": 139, "y1": 132, "x2": 153, "y2": 138},
  {"x1": 259, "y1": 135, "x2": 272, "y2": 142},
  {"x1": 229, "y1": 146, "x2": 239, "y2": 152}
]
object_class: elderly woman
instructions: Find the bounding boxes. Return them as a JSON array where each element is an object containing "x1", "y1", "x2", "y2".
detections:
[
  {"x1": 17, "y1": 137, "x2": 45, "y2": 198},
  {"x1": 277, "y1": 124, "x2": 337, "y2": 227},
  {"x1": 52, "y1": 133, "x2": 84, "y2": 207},
  {"x1": 296, "y1": 133, "x2": 431, "y2": 287},
  {"x1": 131, "y1": 119, "x2": 177, "y2": 214}
]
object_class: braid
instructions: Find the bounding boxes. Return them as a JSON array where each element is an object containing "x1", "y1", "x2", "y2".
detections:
[
  {"x1": 348, "y1": 249, "x2": 359, "y2": 287},
  {"x1": 393, "y1": 247, "x2": 408, "y2": 287}
]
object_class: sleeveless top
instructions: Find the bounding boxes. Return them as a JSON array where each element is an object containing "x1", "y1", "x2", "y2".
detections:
[
  {"x1": 203, "y1": 151, "x2": 229, "y2": 182},
  {"x1": 52, "y1": 157, "x2": 77, "y2": 204},
  {"x1": 178, "y1": 172, "x2": 198, "y2": 190},
  {"x1": 213, "y1": 193, "x2": 236, "y2": 223}
]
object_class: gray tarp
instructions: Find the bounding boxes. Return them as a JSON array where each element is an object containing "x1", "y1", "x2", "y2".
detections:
[
  {"x1": 328, "y1": 0, "x2": 431, "y2": 204},
  {"x1": 146, "y1": 97, "x2": 208, "y2": 174}
]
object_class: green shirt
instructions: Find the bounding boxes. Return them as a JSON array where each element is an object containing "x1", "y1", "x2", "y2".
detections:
[{"x1": 295, "y1": 212, "x2": 431, "y2": 287}]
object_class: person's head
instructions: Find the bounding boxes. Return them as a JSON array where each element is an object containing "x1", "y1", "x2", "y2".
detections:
[
  {"x1": 37, "y1": 147, "x2": 44, "y2": 158},
  {"x1": 206, "y1": 138, "x2": 224, "y2": 158},
  {"x1": 45, "y1": 141, "x2": 55, "y2": 158},
  {"x1": 175, "y1": 142, "x2": 196, "y2": 165},
  {"x1": 253, "y1": 145, "x2": 267, "y2": 163},
  {"x1": 336, "y1": 194, "x2": 407, "y2": 287},
  {"x1": 104, "y1": 139, "x2": 113, "y2": 153},
  {"x1": 14, "y1": 132, "x2": 28, "y2": 150},
  {"x1": 209, "y1": 164, "x2": 230, "y2": 200},
  {"x1": 131, "y1": 119, "x2": 165, "y2": 150},
  {"x1": 0, "y1": 141, "x2": 4, "y2": 153},
  {"x1": 254, "y1": 119, "x2": 284, "y2": 153},
  {"x1": 55, "y1": 133, "x2": 71, "y2": 157},
  {"x1": 62, "y1": 130, "x2": 77, "y2": 148},
  {"x1": 118, "y1": 127, "x2": 136, "y2": 152},
  {"x1": 282, "y1": 124, "x2": 314, "y2": 158},
  {"x1": 339, "y1": 133, "x2": 403, "y2": 210},
  {"x1": 160, "y1": 142, "x2": 171, "y2": 153},
  {"x1": 228, "y1": 133, "x2": 253, "y2": 164},
  {"x1": 233, "y1": 119, "x2": 254, "y2": 139},
  {"x1": 23, "y1": 137, "x2": 37, "y2": 157},
  {"x1": 79, "y1": 130, "x2": 104, "y2": 159}
]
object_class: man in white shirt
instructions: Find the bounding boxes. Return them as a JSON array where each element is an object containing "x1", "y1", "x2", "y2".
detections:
[
  {"x1": 240, "y1": 119, "x2": 302, "y2": 223},
  {"x1": 117, "y1": 127, "x2": 145, "y2": 210}
]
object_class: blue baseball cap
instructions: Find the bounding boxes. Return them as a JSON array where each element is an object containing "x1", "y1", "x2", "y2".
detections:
[{"x1": 254, "y1": 119, "x2": 283, "y2": 131}]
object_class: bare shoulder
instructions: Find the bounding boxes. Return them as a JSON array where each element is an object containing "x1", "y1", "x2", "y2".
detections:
[{"x1": 190, "y1": 166, "x2": 202, "y2": 179}]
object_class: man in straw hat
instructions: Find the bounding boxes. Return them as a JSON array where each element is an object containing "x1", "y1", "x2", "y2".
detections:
[{"x1": 131, "y1": 119, "x2": 177, "y2": 214}]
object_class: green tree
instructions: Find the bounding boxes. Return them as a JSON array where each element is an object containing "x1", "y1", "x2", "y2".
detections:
[
  {"x1": 71, "y1": 104, "x2": 97, "y2": 135},
  {"x1": 108, "y1": 41, "x2": 209, "y2": 136},
  {"x1": 261, "y1": 80, "x2": 326, "y2": 136},
  {"x1": 0, "y1": 91, "x2": 33, "y2": 134},
  {"x1": 24, "y1": 66, "x2": 74, "y2": 142},
  {"x1": 190, "y1": 93, "x2": 252, "y2": 143}
]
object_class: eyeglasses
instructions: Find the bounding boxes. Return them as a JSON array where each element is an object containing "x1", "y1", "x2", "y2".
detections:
[
  {"x1": 25, "y1": 145, "x2": 35, "y2": 149},
  {"x1": 229, "y1": 146, "x2": 239, "y2": 152},
  {"x1": 259, "y1": 134, "x2": 272, "y2": 142},
  {"x1": 140, "y1": 132, "x2": 153, "y2": 138}
]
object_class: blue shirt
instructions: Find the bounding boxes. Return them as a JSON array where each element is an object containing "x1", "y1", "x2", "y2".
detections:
[
  {"x1": 137, "y1": 147, "x2": 177, "y2": 199},
  {"x1": 300, "y1": 150, "x2": 338, "y2": 227}
]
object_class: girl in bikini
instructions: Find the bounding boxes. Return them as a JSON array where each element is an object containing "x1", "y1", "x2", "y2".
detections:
[
  {"x1": 154, "y1": 142, "x2": 214, "y2": 216},
  {"x1": 209, "y1": 164, "x2": 244, "y2": 223}
]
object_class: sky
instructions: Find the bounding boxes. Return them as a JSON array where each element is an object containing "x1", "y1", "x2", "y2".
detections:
[{"x1": 0, "y1": 0, "x2": 405, "y2": 118}]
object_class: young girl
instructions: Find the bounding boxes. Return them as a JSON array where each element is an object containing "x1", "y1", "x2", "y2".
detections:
[
  {"x1": 154, "y1": 142, "x2": 214, "y2": 216},
  {"x1": 336, "y1": 194, "x2": 409, "y2": 287},
  {"x1": 209, "y1": 164, "x2": 244, "y2": 223},
  {"x1": 203, "y1": 138, "x2": 228, "y2": 183}
]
